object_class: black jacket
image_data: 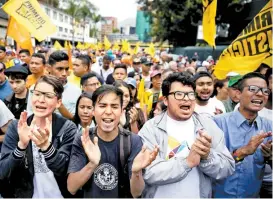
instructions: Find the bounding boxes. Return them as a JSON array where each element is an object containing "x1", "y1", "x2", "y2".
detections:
[
  {"x1": 0, "y1": 113, "x2": 77, "y2": 198},
  {"x1": 4, "y1": 91, "x2": 28, "y2": 119}
]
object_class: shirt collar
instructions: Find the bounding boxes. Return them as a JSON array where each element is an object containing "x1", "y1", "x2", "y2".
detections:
[{"x1": 234, "y1": 109, "x2": 261, "y2": 129}]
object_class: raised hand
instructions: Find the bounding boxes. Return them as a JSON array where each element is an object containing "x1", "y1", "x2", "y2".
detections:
[
  {"x1": 18, "y1": 111, "x2": 35, "y2": 149},
  {"x1": 214, "y1": 107, "x2": 223, "y2": 115},
  {"x1": 243, "y1": 131, "x2": 272, "y2": 155},
  {"x1": 261, "y1": 140, "x2": 272, "y2": 160},
  {"x1": 129, "y1": 107, "x2": 138, "y2": 123},
  {"x1": 132, "y1": 145, "x2": 159, "y2": 173},
  {"x1": 29, "y1": 117, "x2": 51, "y2": 151},
  {"x1": 192, "y1": 130, "x2": 212, "y2": 159},
  {"x1": 81, "y1": 126, "x2": 101, "y2": 166}
]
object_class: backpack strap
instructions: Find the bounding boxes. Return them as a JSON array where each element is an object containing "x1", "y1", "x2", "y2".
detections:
[{"x1": 119, "y1": 127, "x2": 131, "y2": 169}]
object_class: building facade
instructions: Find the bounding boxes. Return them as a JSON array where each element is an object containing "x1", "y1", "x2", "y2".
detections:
[{"x1": 101, "y1": 17, "x2": 118, "y2": 41}]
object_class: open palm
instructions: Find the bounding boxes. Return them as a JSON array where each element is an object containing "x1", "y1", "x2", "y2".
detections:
[
  {"x1": 132, "y1": 145, "x2": 159, "y2": 173},
  {"x1": 18, "y1": 111, "x2": 34, "y2": 147},
  {"x1": 81, "y1": 127, "x2": 101, "y2": 166}
]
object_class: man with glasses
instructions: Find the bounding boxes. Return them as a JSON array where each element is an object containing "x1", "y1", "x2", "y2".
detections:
[
  {"x1": 138, "y1": 72, "x2": 234, "y2": 198},
  {"x1": 81, "y1": 72, "x2": 101, "y2": 93},
  {"x1": 27, "y1": 51, "x2": 81, "y2": 120},
  {"x1": 213, "y1": 72, "x2": 272, "y2": 198}
]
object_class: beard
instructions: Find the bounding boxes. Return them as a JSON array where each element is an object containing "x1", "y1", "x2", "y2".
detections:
[{"x1": 196, "y1": 93, "x2": 210, "y2": 102}]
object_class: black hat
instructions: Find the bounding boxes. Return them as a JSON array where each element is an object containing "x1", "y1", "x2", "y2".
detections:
[
  {"x1": 4, "y1": 65, "x2": 28, "y2": 76},
  {"x1": 140, "y1": 57, "x2": 153, "y2": 66},
  {"x1": 193, "y1": 71, "x2": 213, "y2": 82},
  {"x1": 0, "y1": 45, "x2": 6, "y2": 52}
]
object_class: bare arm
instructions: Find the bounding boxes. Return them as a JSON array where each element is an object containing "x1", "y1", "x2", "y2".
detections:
[
  {"x1": 130, "y1": 171, "x2": 145, "y2": 198},
  {"x1": 58, "y1": 104, "x2": 74, "y2": 120},
  {"x1": 67, "y1": 162, "x2": 97, "y2": 195}
]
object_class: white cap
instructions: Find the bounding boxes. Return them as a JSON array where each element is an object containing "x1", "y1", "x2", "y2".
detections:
[
  {"x1": 202, "y1": 61, "x2": 210, "y2": 67},
  {"x1": 226, "y1": 72, "x2": 239, "y2": 77}
]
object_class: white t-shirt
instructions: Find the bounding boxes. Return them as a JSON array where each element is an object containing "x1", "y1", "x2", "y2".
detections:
[
  {"x1": 195, "y1": 97, "x2": 226, "y2": 119},
  {"x1": 32, "y1": 127, "x2": 63, "y2": 198},
  {"x1": 154, "y1": 115, "x2": 200, "y2": 198},
  {"x1": 0, "y1": 100, "x2": 14, "y2": 128}
]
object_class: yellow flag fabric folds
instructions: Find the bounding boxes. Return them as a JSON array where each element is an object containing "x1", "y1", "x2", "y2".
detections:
[
  {"x1": 214, "y1": 0, "x2": 272, "y2": 79},
  {"x1": 104, "y1": 36, "x2": 111, "y2": 50},
  {"x1": 145, "y1": 43, "x2": 155, "y2": 57},
  {"x1": 53, "y1": 41, "x2": 63, "y2": 50},
  {"x1": 202, "y1": 0, "x2": 217, "y2": 48},
  {"x1": 7, "y1": 17, "x2": 33, "y2": 54},
  {"x1": 2, "y1": 0, "x2": 57, "y2": 42},
  {"x1": 133, "y1": 42, "x2": 140, "y2": 55}
]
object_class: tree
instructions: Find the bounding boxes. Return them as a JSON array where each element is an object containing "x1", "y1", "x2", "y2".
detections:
[
  {"x1": 112, "y1": 28, "x2": 120, "y2": 33},
  {"x1": 78, "y1": 1, "x2": 97, "y2": 42},
  {"x1": 90, "y1": 14, "x2": 104, "y2": 38},
  {"x1": 64, "y1": 0, "x2": 82, "y2": 46},
  {"x1": 137, "y1": 0, "x2": 252, "y2": 46}
]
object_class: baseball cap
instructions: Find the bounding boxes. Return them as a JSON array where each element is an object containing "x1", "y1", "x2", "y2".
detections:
[
  {"x1": 228, "y1": 75, "x2": 242, "y2": 88},
  {"x1": 133, "y1": 58, "x2": 141, "y2": 64},
  {"x1": 4, "y1": 64, "x2": 28, "y2": 76},
  {"x1": 150, "y1": 70, "x2": 161, "y2": 78},
  {"x1": 226, "y1": 71, "x2": 240, "y2": 77},
  {"x1": 125, "y1": 77, "x2": 137, "y2": 88},
  {"x1": 140, "y1": 57, "x2": 153, "y2": 66}
]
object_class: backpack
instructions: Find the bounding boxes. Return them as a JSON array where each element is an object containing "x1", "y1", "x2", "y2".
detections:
[{"x1": 89, "y1": 126, "x2": 132, "y2": 198}]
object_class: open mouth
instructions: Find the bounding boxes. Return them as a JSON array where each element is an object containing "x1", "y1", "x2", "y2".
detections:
[
  {"x1": 35, "y1": 105, "x2": 47, "y2": 111},
  {"x1": 180, "y1": 105, "x2": 191, "y2": 111},
  {"x1": 102, "y1": 118, "x2": 114, "y2": 124},
  {"x1": 251, "y1": 99, "x2": 263, "y2": 105},
  {"x1": 200, "y1": 91, "x2": 211, "y2": 98}
]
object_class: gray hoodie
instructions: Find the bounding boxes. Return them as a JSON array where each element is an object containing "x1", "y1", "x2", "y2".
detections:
[{"x1": 139, "y1": 111, "x2": 235, "y2": 198}]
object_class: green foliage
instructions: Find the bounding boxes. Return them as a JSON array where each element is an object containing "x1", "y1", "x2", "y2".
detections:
[
  {"x1": 112, "y1": 28, "x2": 120, "y2": 33},
  {"x1": 137, "y1": 0, "x2": 243, "y2": 46}
]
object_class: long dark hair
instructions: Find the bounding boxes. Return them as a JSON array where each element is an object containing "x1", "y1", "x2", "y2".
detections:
[
  {"x1": 73, "y1": 92, "x2": 93, "y2": 126},
  {"x1": 113, "y1": 80, "x2": 134, "y2": 111}
]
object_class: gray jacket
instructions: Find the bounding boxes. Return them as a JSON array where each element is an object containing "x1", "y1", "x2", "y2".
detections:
[{"x1": 139, "y1": 111, "x2": 235, "y2": 198}]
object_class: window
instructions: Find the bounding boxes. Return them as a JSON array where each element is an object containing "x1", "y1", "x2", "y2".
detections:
[
  {"x1": 59, "y1": 14, "x2": 63, "y2": 22},
  {"x1": 59, "y1": 27, "x2": 63, "y2": 32},
  {"x1": 65, "y1": 16, "x2": 68, "y2": 23},
  {"x1": 53, "y1": 11, "x2": 57, "y2": 20},
  {"x1": 70, "y1": 30, "x2": 73, "y2": 34},
  {"x1": 45, "y1": 8, "x2": 50, "y2": 16},
  {"x1": 65, "y1": 28, "x2": 68, "y2": 33}
]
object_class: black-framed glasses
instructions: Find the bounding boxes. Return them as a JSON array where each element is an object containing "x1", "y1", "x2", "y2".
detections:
[
  {"x1": 168, "y1": 91, "x2": 196, "y2": 100},
  {"x1": 0, "y1": 68, "x2": 4, "y2": 73},
  {"x1": 31, "y1": 90, "x2": 57, "y2": 100},
  {"x1": 245, "y1": 85, "x2": 271, "y2": 96}
]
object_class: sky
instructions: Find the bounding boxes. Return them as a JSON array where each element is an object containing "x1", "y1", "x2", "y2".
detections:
[{"x1": 90, "y1": 0, "x2": 138, "y2": 22}]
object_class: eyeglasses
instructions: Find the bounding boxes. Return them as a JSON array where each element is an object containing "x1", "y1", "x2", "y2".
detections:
[
  {"x1": 0, "y1": 68, "x2": 4, "y2": 73},
  {"x1": 245, "y1": 85, "x2": 271, "y2": 96},
  {"x1": 31, "y1": 90, "x2": 57, "y2": 100},
  {"x1": 168, "y1": 91, "x2": 196, "y2": 100},
  {"x1": 86, "y1": 82, "x2": 100, "y2": 87}
]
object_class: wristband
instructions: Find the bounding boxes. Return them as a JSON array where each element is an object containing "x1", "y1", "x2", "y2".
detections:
[{"x1": 233, "y1": 149, "x2": 244, "y2": 163}]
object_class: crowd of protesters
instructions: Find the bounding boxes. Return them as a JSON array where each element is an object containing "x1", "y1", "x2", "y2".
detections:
[{"x1": 0, "y1": 44, "x2": 272, "y2": 198}]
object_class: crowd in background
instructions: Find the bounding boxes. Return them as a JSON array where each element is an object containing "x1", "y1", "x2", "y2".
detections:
[{"x1": 0, "y1": 44, "x2": 272, "y2": 198}]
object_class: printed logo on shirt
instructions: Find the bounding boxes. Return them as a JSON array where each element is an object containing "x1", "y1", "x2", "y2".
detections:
[
  {"x1": 167, "y1": 137, "x2": 190, "y2": 160},
  {"x1": 32, "y1": 143, "x2": 50, "y2": 173},
  {"x1": 94, "y1": 163, "x2": 118, "y2": 190}
]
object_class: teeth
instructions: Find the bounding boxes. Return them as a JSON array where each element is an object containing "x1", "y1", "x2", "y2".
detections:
[
  {"x1": 252, "y1": 100, "x2": 262, "y2": 104},
  {"x1": 103, "y1": 119, "x2": 113, "y2": 123}
]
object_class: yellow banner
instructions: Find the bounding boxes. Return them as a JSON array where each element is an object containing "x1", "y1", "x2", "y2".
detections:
[
  {"x1": 7, "y1": 17, "x2": 33, "y2": 54},
  {"x1": 2, "y1": 0, "x2": 57, "y2": 42},
  {"x1": 202, "y1": 0, "x2": 217, "y2": 48},
  {"x1": 214, "y1": 0, "x2": 272, "y2": 79}
]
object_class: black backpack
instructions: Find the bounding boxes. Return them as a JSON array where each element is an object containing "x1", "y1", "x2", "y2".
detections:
[{"x1": 89, "y1": 126, "x2": 132, "y2": 198}]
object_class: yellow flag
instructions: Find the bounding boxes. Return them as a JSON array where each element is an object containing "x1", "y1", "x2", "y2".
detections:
[
  {"x1": 214, "y1": 0, "x2": 272, "y2": 79},
  {"x1": 133, "y1": 42, "x2": 140, "y2": 55},
  {"x1": 137, "y1": 78, "x2": 145, "y2": 110},
  {"x1": 53, "y1": 41, "x2": 63, "y2": 50},
  {"x1": 104, "y1": 36, "x2": 111, "y2": 50},
  {"x1": 146, "y1": 43, "x2": 155, "y2": 57},
  {"x1": 7, "y1": 17, "x2": 33, "y2": 54},
  {"x1": 112, "y1": 42, "x2": 120, "y2": 51},
  {"x1": 202, "y1": 0, "x2": 217, "y2": 47},
  {"x1": 2, "y1": 0, "x2": 57, "y2": 42}
]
